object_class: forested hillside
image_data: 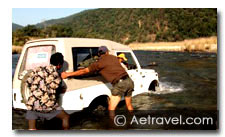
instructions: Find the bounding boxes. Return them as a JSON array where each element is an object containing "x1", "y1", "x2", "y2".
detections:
[{"x1": 12, "y1": 8, "x2": 217, "y2": 46}]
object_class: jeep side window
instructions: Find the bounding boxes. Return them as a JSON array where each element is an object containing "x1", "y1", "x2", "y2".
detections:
[
  {"x1": 72, "y1": 47, "x2": 100, "y2": 78},
  {"x1": 19, "y1": 45, "x2": 56, "y2": 75},
  {"x1": 117, "y1": 52, "x2": 137, "y2": 70}
]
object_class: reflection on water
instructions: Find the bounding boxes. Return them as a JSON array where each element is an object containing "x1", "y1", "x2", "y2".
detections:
[{"x1": 12, "y1": 51, "x2": 217, "y2": 129}]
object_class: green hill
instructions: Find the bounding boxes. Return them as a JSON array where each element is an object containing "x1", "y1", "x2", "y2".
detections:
[{"x1": 13, "y1": 8, "x2": 217, "y2": 45}]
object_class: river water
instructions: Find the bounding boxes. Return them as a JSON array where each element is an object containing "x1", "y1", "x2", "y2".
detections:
[{"x1": 12, "y1": 51, "x2": 217, "y2": 130}]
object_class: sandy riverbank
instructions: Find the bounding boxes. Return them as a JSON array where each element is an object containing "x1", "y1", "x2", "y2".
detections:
[
  {"x1": 12, "y1": 36, "x2": 217, "y2": 54},
  {"x1": 129, "y1": 36, "x2": 217, "y2": 53},
  {"x1": 12, "y1": 46, "x2": 23, "y2": 54}
]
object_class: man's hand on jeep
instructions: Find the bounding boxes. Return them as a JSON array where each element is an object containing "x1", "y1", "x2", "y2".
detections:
[
  {"x1": 61, "y1": 72, "x2": 68, "y2": 79},
  {"x1": 61, "y1": 68, "x2": 90, "y2": 79}
]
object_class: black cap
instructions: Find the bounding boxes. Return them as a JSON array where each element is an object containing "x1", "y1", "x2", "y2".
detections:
[{"x1": 98, "y1": 46, "x2": 109, "y2": 53}]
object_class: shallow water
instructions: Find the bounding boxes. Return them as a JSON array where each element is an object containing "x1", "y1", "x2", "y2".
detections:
[
  {"x1": 132, "y1": 51, "x2": 217, "y2": 110},
  {"x1": 12, "y1": 51, "x2": 217, "y2": 129}
]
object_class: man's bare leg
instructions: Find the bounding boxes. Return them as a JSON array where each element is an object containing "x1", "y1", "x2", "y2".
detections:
[
  {"x1": 108, "y1": 95, "x2": 121, "y2": 118},
  {"x1": 125, "y1": 96, "x2": 133, "y2": 111},
  {"x1": 108, "y1": 95, "x2": 121, "y2": 110},
  {"x1": 28, "y1": 119, "x2": 36, "y2": 130},
  {"x1": 55, "y1": 110, "x2": 70, "y2": 130}
]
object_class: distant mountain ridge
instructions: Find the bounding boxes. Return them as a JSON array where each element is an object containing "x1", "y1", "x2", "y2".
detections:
[
  {"x1": 36, "y1": 9, "x2": 92, "y2": 28},
  {"x1": 12, "y1": 23, "x2": 23, "y2": 31}
]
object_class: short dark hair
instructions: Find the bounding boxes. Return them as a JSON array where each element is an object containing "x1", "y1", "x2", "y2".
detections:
[{"x1": 50, "y1": 52, "x2": 64, "y2": 66}]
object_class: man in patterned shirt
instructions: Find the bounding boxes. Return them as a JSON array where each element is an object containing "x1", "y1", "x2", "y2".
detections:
[{"x1": 25, "y1": 52, "x2": 69, "y2": 130}]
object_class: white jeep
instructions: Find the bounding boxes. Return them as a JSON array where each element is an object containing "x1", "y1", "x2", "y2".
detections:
[{"x1": 12, "y1": 38, "x2": 159, "y2": 114}]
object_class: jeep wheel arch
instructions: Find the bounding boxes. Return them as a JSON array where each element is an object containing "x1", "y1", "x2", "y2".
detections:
[{"x1": 86, "y1": 95, "x2": 109, "y2": 111}]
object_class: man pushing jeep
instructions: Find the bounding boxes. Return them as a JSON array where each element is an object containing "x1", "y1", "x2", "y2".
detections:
[{"x1": 61, "y1": 46, "x2": 134, "y2": 116}]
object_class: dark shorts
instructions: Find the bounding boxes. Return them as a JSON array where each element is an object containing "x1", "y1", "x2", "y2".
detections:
[
  {"x1": 25, "y1": 107, "x2": 62, "y2": 120},
  {"x1": 111, "y1": 77, "x2": 134, "y2": 97}
]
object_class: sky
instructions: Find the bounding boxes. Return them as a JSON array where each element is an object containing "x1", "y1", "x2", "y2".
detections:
[{"x1": 12, "y1": 8, "x2": 90, "y2": 26}]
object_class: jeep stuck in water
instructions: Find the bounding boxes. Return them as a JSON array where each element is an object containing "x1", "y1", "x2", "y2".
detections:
[{"x1": 13, "y1": 38, "x2": 159, "y2": 114}]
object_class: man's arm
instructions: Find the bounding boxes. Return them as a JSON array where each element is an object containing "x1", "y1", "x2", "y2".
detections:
[{"x1": 61, "y1": 68, "x2": 90, "y2": 79}]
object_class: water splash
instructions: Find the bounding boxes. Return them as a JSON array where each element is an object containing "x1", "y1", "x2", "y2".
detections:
[{"x1": 149, "y1": 81, "x2": 184, "y2": 95}]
